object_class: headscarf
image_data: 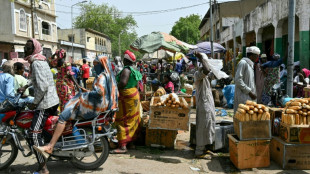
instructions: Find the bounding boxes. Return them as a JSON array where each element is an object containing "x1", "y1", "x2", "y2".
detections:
[
  {"x1": 302, "y1": 68, "x2": 310, "y2": 78},
  {"x1": 24, "y1": 38, "x2": 46, "y2": 63},
  {"x1": 2, "y1": 60, "x2": 14, "y2": 76},
  {"x1": 124, "y1": 50, "x2": 136, "y2": 62},
  {"x1": 49, "y1": 49, "x2": 66, "y2": 67}
]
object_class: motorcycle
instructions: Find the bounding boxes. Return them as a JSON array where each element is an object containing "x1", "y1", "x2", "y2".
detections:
[{"x1": 0, "y1": 95, "x2": 118, "y2": 170}]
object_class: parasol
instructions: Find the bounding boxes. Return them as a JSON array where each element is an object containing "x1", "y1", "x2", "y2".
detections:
[
  {"x1": 130, "y1": 32, "x2": 190, "y2": 53},
  {"x1": 189, "y1": 42, "x2": 226, "y2": 55}
]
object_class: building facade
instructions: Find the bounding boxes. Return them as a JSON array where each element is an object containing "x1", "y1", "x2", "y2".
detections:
[
  {"x1": 199, "y1": 0, "x2": 310, "y2": 68},
  {"x1": 57, "y1": 28, "x2": 112, "y2": 60},
  {"x1": 0, "y1": 0, "x2": 58, "y2": 61}
]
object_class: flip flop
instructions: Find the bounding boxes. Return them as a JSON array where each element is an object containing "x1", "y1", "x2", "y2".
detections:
[
  {"x1": 110, "y1": 149, "x2": 127, "y2": 154},
  {"x1": 195, "y1": 154, "x2": 212, "y2": 160},
  {"x1": 33, "y1": 146, "x2": 50, "y2": 160}
]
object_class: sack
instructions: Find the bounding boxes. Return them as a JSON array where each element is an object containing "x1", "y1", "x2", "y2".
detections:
[{"x1": 200, "y1": 53, "x2": 229, "y2": 79}]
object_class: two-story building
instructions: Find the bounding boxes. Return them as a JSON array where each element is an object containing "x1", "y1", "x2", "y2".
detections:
[
  {"x1": 57, "y1": 28, "x2": 112, "y2": 61},
  {"x1": 0, "y1": 0, "x2": 58, "y2": 61}
]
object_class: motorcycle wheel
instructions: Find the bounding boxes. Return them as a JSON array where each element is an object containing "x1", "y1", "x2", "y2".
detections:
[
  {"x1": 0, "y1": 138, "x2": 18, "y2": 170},
  {"x1": 70, "y1": 137, "x2": 109, "y2": 170}
]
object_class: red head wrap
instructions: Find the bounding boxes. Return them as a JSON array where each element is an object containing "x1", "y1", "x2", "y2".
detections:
[{"x1": 124, "y1": 50, "x2": 136, "y2": 62}]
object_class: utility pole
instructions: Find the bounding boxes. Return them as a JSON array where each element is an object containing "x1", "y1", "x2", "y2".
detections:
[
  {"x1": 30, "y1": 0, "x2": 35, "y2": 38},
  {"x1": 232, "y1": 24, "x2": 236, "y2": 77},
  {"x1": 118, "y1": 32, "x2": 121, "y2": 57},
  {"x1": 210, "y1": 0, "x2": 214, "y2": 58},
  {"x1": 287, "y1": 0, "x2": 296, "y2": 97}
]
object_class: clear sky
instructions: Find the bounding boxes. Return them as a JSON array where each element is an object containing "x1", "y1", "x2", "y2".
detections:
[{"x1": 55, "y1": 0, "x2": 215, "y2": 37}]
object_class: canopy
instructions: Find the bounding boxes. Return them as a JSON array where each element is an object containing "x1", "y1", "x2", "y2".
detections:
[
  {"x1": 131, "y1": 32, "x2": 190, "y2": 53},
  {"x1": 189, "y1": 42, "x2": 226, "y2": 55}
]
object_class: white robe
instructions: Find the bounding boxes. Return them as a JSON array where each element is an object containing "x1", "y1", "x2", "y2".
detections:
[
  {"x1": 234, "y1": 58, "x2": 256, "y2": 113},
  {"x1": 194, "y1": 68, "x2": 216, "y2": 147}
]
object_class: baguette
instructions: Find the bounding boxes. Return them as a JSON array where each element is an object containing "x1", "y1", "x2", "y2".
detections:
[
  {"x1": 238, "y1": 108, "x2": 246, "y2": 114},
  {"x1": 249, "y1": 105, "x2": 255, "y2": 110},
  {"x1": 253, "y1": 108, "x2": 258, "y2": 112},
  {"x1": 258, "y1": 113, "x2": 263, "y2": 121},
  {"x1": 266, "y1": 112, "x2": 270, "y2": 120},
  {"x1": 252, "y1": 113, "x2": 258, "y2": 121},
  {"x1": 261, "y1": 112, "x2": 268, "y2": 120},
  {"x1": 245, "y1": 113, "x2": 250, "y2": 121},
  {"x1": 285, "y1": 109, "x2": 297, "y2": 114},
  {"x1": 248, "y1": 110, "x2": 254, "y2": 115},
  {"x1": 239, "y1": 104, "x2": 250, "y2": 111},
  {"x1": 295, "y1": 114, "x2": 300, "y2": 125},
  {"x1": 246, "y1": 100, "x2": 254, "y2": 105},
  {"x1": 288, "y1": 106, "x2": 302, "y2": 110},
  {"x1": 285, "y1": 102, "x2": 301, "y2": 106}
]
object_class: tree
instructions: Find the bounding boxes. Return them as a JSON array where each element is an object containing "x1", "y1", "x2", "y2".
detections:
[
  {"x1": 74, "y1": 2, "x2": 141, "y2": 58},
  {"x1": 170, "y1": 14, "x2": 201, "y2": 45}
]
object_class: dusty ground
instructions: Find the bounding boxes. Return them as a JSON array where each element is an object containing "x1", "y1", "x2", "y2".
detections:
[{"x1": 3, "y1": 108, "x2": 310, "y2": 174}]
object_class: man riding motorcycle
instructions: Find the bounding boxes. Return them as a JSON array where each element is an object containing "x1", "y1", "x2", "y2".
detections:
[{"x1": 18, "y1": 38, "x2": 59, "y2": 174}]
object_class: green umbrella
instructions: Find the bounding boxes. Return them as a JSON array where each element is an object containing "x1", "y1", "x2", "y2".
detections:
[{"x1": 130, "y1": 32, "x2": 189, "y2": 53}]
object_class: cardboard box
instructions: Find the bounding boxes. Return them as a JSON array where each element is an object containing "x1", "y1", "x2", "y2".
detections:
[
  {"x1": 269, "y1": 108, "x2": 283, "y2": 136},
  {"x1": 271, "y1": 136, "x2": 310, "y2": 169},
  {"x1": 233, "y1": 118, "x2": 271, "y2": 140},
  {"x1": 279, "y1": 122, "x2": 310, "y2": 143},
  {"x1": 190, "y1": 121, "x2": 234, "y2": 151},
  {"x1": 149, "y1": 97, "x2": 190, "y2": 130},
  {"x1": 228, "y1": 134, "x2": 270, "y2": 169},
  {"x1": 145, "y1": 128, "x2": 177, "y2": 149}
]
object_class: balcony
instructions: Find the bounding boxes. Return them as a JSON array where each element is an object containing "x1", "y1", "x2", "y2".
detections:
[{"x1": 95, "y1": 44, "x2": 107, "y2": 53}]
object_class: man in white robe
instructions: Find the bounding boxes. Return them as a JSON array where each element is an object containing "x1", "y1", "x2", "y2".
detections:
[
  {"x1": 194, "y1": 52, "x2": 216, "y2": 158},
  {"x1": 234, "y1": 46, "x2": 260, "y2": 113}
]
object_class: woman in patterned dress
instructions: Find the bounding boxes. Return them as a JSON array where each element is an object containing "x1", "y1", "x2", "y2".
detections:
[{"x1": 50, "y1": 49, "x2": 81, "y2": 111}]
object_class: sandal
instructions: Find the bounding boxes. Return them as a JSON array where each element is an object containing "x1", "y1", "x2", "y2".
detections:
[
  {"x1": 33, "y1": 146, "x2": 51, "y2": 160},
  {"x1": 110, "y1": 148, "x2": 128, "y2": 154}
]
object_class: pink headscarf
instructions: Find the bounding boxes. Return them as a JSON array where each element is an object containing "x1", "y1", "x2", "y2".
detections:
[
  {"x1": 49, "y1": 49, "x2": 66, "y2": 67},
  {"x1": 302, "y1": 68, "x2": 310, "y2": 78},
  {"x1": 24, "y1": 38, "x2": 46, "y2": 63}
]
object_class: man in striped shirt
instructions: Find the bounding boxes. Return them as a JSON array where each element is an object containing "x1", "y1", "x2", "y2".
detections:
[{"x1": 19, "y1": 38, "x2": 59, "y2": 174}]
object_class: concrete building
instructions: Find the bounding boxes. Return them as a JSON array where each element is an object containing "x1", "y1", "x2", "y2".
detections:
[
  {"x1": 200, "y1": 0, "x2": 310, "y2": 68},
  {"x1": 57, "y1": 28, "x2": 112, "y2": 60},
  {"x1": 0, "y1": 0, "x2": 58, "y2": 61}
]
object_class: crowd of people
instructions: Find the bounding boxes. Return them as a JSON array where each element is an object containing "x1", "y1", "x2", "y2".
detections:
[{"x1": 2, "y1": 37, "x2": 310, "y2": 173}]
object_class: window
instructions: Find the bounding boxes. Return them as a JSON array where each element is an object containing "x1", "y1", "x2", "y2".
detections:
[
  {"x1": 68, "y1": 35, "x2": 75, "y2": 42},
  {"x1": 34, "y1": 14, "x2": 38, "y2": 34},
  {"x1": 87, "y1": 37, "x2": 90, "y2": 42},
  {"x1": 95, "y1": 38, "x2": 97, "y2": 44},
  {"x1": 42, "y1": 21, "x2": 50, "y2": 35},
  {"x1": 104, "y1": 41, "x2": 106, "y2": 46},
  {"x1": 19, "y1": 9, "x2": 26, "y2": 31}
]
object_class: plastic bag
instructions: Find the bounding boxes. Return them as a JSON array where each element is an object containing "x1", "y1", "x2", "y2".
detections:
[
  {"x1": 159, "y1": 93, "x2": 180, "y2": 103},
  {"x1": 200, "y1": 53, "x2": 229, "y2": 79},
  {"x1": 222, "y1": 85, "x2": 235, "y2": 109}
]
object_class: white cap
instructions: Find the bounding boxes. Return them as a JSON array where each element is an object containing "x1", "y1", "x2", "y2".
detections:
[
  {"x1": 246, "y1": 46, "x2": 261, "y2": 55},
  {"x1": 261, "y1": 54, "x2": 267, "y2": 58}
]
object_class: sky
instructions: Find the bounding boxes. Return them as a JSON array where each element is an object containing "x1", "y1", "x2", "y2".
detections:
[{"x1": 55, "y1": 0, "x2": 216, "y2": 37}]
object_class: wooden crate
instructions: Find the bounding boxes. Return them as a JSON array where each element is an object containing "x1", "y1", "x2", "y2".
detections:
[
  {"x1": 279, "y1": 122, "x2": 310, "y2": 143},
  {"x1": 149, "y1": 97, "x2": 190, "y2": 130},
  {"x1": 269, "y1": 108, "x2": 283, "y2": 136},
  {"x1": 271, "y1": 136, "x2": 310, "y2": 169},
  {"x1": 228, "y1": 134, "x2": 270, "y2": 169},
  {"x1": 145, "y1": 127, "x2": 177, "y2": 149},
  {"x1": 233, "y1": 117, "x2": 271, "y2": 140}
]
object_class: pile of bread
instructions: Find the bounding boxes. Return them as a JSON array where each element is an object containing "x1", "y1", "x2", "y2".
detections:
[
  {"x1": 235, "y1": 100, "x2": 270, "y2": 121},
  {"x1": 152, "y1": 94, "x2": 188, "y2": 109},
  {"x1": 282, "y1": 98, "x2": 310, "y2": 125}
]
